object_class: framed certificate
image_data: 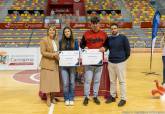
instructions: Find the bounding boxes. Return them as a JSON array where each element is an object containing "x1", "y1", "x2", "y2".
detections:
[
  {"x1": 59, "y1": 51, "x2": 80, "y2": 66},
  {"x1": 81, "y1": 49, "x2": 103, "y2": 65}
]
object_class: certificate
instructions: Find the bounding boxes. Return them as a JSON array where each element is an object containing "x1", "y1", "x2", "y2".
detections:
[
  {"x1": 81, "y1": 49, "x2": 103, "y2": 65},
  {"x1": 59, "y1": 51, "x2": 80, "y2": 66}
]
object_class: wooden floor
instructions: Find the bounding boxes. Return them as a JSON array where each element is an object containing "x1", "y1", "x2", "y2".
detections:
[{"x1": 0, "y1": 53, "x2": 165, "y2": 114}]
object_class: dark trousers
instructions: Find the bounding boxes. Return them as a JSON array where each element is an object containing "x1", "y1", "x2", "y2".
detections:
[{"x1": 162, "y1": 56, "x2": 165, "y2": 84}]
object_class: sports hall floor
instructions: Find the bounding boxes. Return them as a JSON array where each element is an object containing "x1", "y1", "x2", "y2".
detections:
[{"x1": 0, "y1": 52, "x2": 165, "y2": 114}]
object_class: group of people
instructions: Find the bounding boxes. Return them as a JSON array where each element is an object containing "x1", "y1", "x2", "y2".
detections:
[{"x1": 39, "y1": 16, "x2": 131, "y2": 107}]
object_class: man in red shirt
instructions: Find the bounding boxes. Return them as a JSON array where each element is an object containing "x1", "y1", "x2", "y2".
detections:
[{"x1": 80, "y1": 16, "x2": 107, "y2": 106}]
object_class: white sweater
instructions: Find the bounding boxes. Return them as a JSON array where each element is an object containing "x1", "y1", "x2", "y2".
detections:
[{"x1": 163, "y1": 46, "x2": 165, "y2": 56}]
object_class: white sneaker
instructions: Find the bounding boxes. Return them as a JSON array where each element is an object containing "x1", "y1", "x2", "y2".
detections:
[
  {"x1": 69, "y1": 101, "x2": 74, "y2": 106},
  {"x1": 65, "y1": 100, "x2": 69, "y2": 106}
]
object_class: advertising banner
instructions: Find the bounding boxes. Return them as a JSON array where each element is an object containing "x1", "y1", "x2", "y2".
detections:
[{"x1": 0, "y1": 48, "x2": 40, "y2": 70}]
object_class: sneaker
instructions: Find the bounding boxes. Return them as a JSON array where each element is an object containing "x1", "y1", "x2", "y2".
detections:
[
  {"x1": 118, "y1": 100, "x2": 126, "y2": 107},
  {"x1": 105, "y1": 96, "x2": 116, "y2": 104},
  {"x1": 69, "y1": 101, "x2": 74, "y2": 106},
  {"x1": 93, "y1": 97, "x2": 100, "y2": 105},
  {"x1": 65, "y1": 100, "x2": 70, "y2": 106},
  {"x1": 83, "y1": 97, "x2": 89, "y2": 106}
]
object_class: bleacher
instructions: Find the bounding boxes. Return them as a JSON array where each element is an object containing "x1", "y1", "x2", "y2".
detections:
[
  {"x1": 143, "y1": 28, "x2": 165, "y2": 39},
  {"x1": 0, "y1": 0, "x2": 164, "y2": 48},
  {"x1": 3, "y1": 0, "x2": 47, "y2": 23},
  {"x1": 0, "y1": 0, "x2": 6, "y2": 10},
  {"x1": 85, "y1": 0, "x2": 124, "y2": 22},
  {"x1": 0, "y1": 29, "x2": 47, "y2": 47},
  {"x1": 85, "y1": 0, "x2": 119, "y2": 10},
  {"x1": 0, "y1": 28, "x2": 150, "y2": 48},
  {"x1": 10, "y1": 0, "x2": 46, "y2": 10},
  {"x1": 124, "y1": 0, "x2": 154, "y2": 26}
]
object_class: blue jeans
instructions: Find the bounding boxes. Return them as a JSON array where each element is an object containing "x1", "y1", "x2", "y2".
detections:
[
  {"x1": 162, "y1": 56, "x2": 165, "y2": 84},
  {"x1": 84, "y1": 66, "x2": 103, "y2": 98},
  {"x1": 61, "y1": 67, "x2": 75, "y2": 101}
]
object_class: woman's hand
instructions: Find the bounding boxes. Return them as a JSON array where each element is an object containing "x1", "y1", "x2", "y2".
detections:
[{"x1": 53, "y1": 53, "x2": 59, "y2": 60}]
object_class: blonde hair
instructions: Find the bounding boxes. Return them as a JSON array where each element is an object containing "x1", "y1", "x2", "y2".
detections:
[{"x1": 47, "y1": 25, "x2": 57, "y2": 40}]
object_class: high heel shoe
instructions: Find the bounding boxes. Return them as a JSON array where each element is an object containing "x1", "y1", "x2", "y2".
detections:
[{"x1": 46, "y1": 94, "x2": 51, "y2": 107}]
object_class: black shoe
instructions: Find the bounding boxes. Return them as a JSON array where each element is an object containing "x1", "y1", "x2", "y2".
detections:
[
  {"x1": 105, "y1": 96, "x2": 116, "y2": 104},
  {"x1": 93, "y1": 97, "x2": 100, "y2": 105},
  {"x1": 83, "y1": 97, "x2": 89, "y2": 106},
  {"x1": 118, "y1": 100, "x2": 126, "y2": 107}
]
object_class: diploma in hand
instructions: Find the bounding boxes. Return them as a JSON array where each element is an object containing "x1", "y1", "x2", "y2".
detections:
[
  {"x1": 59, "y1": 51, "x2": 80, "y2": 66},
  {"x1": 81, "y1": 49, "x2": 103, "y2": 65}
]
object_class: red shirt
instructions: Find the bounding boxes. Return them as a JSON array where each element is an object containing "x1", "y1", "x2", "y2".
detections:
[{"x1": 82, "y1": 30, "x2": 107, "y2": 49}]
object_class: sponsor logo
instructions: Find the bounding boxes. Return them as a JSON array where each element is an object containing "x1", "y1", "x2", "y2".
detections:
[
  {"x1": 9, "y1": 55, "x2": 34, "y2": 65},
  {"x1": 0, "y1": 51, "x2": 8, "y2": 64}
]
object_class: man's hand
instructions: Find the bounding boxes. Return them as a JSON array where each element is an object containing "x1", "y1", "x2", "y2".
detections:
[{"x1": 99, "y1": 47, "x2": 106, "y2": 52}]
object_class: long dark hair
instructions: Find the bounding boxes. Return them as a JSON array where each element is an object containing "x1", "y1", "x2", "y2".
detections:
[{"x1": 61, "y1": 26, "x2": 74, "y2": 50}]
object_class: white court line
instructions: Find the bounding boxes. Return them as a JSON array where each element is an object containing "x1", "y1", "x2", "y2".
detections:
[
  {"x1": 48, "y1": 103, "x2": 55, "y2": 114},
  {"x1": 30, "y1": 73, "x2": 40, "y2": 82},
  {"x1": 12, "y1": 72, "x2": 39, "y2": 85}
]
